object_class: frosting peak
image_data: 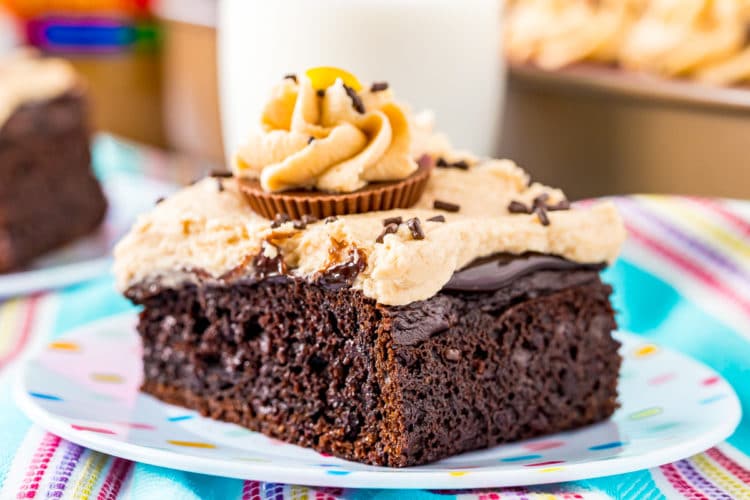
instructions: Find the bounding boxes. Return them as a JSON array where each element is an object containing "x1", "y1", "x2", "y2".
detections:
[{"x1": 233, "y1": 72, "x2": 418, "y2": 194}]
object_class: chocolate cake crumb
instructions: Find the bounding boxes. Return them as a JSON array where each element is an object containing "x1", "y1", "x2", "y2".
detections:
[
  {"x1": 406, "y1": 218, "x2": 425, "y2": 240},
  {"x1": 271, "y1": 213, "x2": 291, "y2": 229},
  {"x1": 370, "y1": 82, "x2": 389, "y2": 92},
  {"x1": 216, "y1": 179, "x2": 224, "y2": 192},
  {"x1": 383, "y1": 216, "x2": 403, "y2": 226},
  {"x1": 316, "y1": 89, "x2": 326, "y2": 97},
  {"x1": 535, "y1": 207, "x2": 550, "y2": 226},
  {"x1": 284, "y1": 73, "x2": 297, "y2": 83},
  {"x1": 343, "y1": 84, "x2": 365, "y2": 114},
  {"x1": 155, "y1": 197, "x2": 165, "y2": 205},
  {"x1": 308, "y1": 136, "x2": 315, "y2": 144},
  {"x1": 508, "y1": 200, "x2": 531, "y2": 214},
  {"x1": 324, "y1": 216, "x2": 338, "y2": 224},
  {"x1": 433, "y1": 200, "x2": 460, "y2": 212},
  {"x1": 444, "y1": 348, "x2": 461, "y2": 362},
  {"x1": 427, "y1": 215, "x2": 446, "y2": 223},
  {"x1": 376, "y1": 223, "x2": 399, "y2": 243},
  {"x1": 251, "y1": 244, "x2": 285, "y2": 279}
]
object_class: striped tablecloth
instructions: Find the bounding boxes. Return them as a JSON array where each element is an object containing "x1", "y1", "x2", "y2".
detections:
[{"x1": 1, "y1": 138, "x2": 749, "y2": 499}]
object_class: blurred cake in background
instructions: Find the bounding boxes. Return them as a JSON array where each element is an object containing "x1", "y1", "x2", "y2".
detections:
[
  {"x1": 0, "y1": 50, "x2": 107, "y2": 272},
  {"x1": 504, "y1": 0, "x2": 750, "y2": 86}
]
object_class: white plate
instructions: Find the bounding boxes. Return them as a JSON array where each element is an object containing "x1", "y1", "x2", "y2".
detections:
[
  {"x1": 14, "y1": 313, "x2": 741, "y2": 489},
  {"x1": 0, "y1": 172, "x2": 176, "y2": 297}
]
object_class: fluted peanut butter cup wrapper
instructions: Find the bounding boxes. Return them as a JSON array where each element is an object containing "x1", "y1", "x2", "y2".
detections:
[{"x1": 237, "y1": 158, "x2": 433, "y2": 220}]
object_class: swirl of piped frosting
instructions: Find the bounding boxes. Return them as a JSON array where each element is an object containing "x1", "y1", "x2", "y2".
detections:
[{"x1": 233, "y1": 70, "x2": 418, "y2": 193}]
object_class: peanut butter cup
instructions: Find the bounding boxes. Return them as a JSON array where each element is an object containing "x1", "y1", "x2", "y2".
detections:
[{"x1": 236, "y1": 158, "x2": 433, "y2": 219}]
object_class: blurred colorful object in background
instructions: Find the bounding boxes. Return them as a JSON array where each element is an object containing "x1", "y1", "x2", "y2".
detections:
[
  {"x1": 1, "y1": 0, "x2": 158, "y2": 53},
  {"x1": 0, "y1": 4, "x2": 21, "y2": 52}
]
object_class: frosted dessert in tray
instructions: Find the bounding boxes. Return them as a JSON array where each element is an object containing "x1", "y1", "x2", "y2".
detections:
[{"x1": 115, "y1": 67, "x2": 626, "y2": 467}]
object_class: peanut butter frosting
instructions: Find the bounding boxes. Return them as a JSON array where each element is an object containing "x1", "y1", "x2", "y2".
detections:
[
  {"x1": 114, "y1": 160, "x2": 626, "y2": 306},
  {"x1": 233, "y1": 74, "x2": 417, "y2": 193},
  {"x1": 0, "y1": 50, "x2": 78, "y2": 128}
]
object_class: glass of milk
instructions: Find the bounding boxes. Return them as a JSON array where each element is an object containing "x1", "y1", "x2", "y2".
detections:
[{"x1": 218, "y1": 0, "x2": 504, "y2": 161}]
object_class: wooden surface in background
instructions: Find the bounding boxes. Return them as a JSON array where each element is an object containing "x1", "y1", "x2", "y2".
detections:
[
  {"x1": 69, "y1": 53, "x2": 166, "y2": 148},
  {"x1": 501, "y1": 64, "x2": 750, "y2": 200}
]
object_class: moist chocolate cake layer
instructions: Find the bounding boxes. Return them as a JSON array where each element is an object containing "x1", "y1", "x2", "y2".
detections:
[
  {"x1": 131, "y1": 257, "x2": 620, "y2": 467},
  {"x1": 0, "y1": 92, "x2": 107, "y2": 271}
]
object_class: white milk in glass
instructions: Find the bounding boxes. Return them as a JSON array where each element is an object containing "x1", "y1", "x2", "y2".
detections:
[{"x1": 219, "y1": 0, "x2": 504, "y2": 162}]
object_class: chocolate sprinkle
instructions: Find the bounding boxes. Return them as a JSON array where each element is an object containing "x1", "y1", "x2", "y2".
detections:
[
  {"x1": 508, "y1": 200, "x2": 532, "y2": 214},
  {"x1": 426, "y1": 215, "x2": 446, "y2": 223},
  {"x1": 406, "y1": 218, "x2": 425, "y2": 240},
  {"x1": 383, "y1": 216, "x2": 403, "y2": 226},
  {"x1": 210, "y1": 170, "x2": 233, "y2": 178},
  {"x1": 509, "y1": 194, "x2": 569, "y2": 225},
  {"x1": 316, "y1": 89, "x2": 326, "y2": 97},
  {"x1": 308, "y1": 136, "x2": 315, "y2": 144},
  {"x1": 416, "y1": 154, "x2": 434, "y2": 169},
  {"x1": 343, "y1": 84, "x2": 365, "y2": 114},
  {"x1": 433, "y1": 200, "x2": 460, "y2": 213},
  {"x1": 283, "y1": 73, "x2": 297, "y2": 83},
  {"x1": 154, "y1": 196, "x2": 165, "y2": 205},
  {"x1": 535, "y1": 206, "x2": 550, "y2": 226},
  {"x1": 370, "y1": 81, "x2": 389, "y2": 92},
  {"x1": 548, "y1": 199, "x2": 571, "y2": 211},
  {"x1": 270, "y1": 213, "x2": 291, "y2": 229},
  {"x1": 532, "y1": 193, "x2": 550, "y2": 209},
  {"x1": 216, "y1": 178, "x2": 224, "y2": 192},
  {"x1": 376, "y1": 223, "x2": 399, "y2": 244},
  {"x1": 436, "y1": 158, "x2": 469, "y2": 170}
]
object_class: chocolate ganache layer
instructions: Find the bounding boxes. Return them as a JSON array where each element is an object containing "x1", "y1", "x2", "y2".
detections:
[{"x1": 444, "y1": 252, "x2": 605, "y2": 292}]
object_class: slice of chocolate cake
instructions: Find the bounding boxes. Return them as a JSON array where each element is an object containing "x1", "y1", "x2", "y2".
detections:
[
  {"x1": 114, "y1": 70, "x2": 626, "y2": 467},
  {"x1": 0, "y1": 51, "x2": 107, "y2": 272}
]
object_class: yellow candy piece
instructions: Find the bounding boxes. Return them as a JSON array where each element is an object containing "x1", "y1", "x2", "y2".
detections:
[{"x1": 305, "y1": 66, "x2": 362, "y2": 91}]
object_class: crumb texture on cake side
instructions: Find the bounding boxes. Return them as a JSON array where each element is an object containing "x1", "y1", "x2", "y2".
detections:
[{"x1": 133, "y1": 267, "x2": 620, "y2": 467}]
